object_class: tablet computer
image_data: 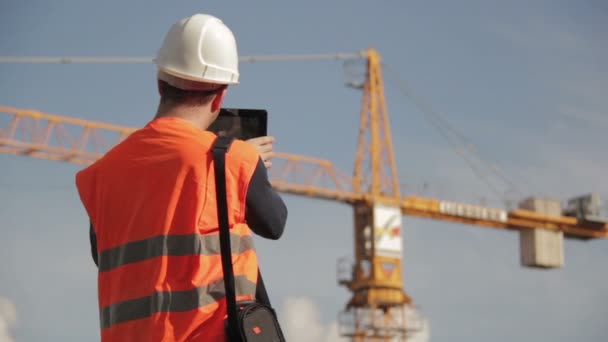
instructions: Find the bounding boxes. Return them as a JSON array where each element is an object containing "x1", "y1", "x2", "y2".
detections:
[{"x1": 208, "y1": 108, "x2": 268, "y2": 140}]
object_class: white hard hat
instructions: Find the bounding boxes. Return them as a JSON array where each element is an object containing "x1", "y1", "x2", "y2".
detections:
[{"x1": 155, "y1": 13, "x2": 239, "y2": 89}]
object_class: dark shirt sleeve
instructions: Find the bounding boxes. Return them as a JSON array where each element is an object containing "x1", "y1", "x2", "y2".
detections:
[
  {"x1": 245, "y1": 158, "x2": 288, "y2": 240},
  {"x1": 90, "y1": 222, "x2": 99, "y2": 267}
]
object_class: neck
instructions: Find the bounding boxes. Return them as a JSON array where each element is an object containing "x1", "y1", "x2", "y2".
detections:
[{"x1": 154, "y1": 102, "x2": 215, "y2": 130}]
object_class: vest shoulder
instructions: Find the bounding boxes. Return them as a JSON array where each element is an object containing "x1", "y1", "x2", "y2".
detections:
[
  {"x1": 229, "y1": 140, "x2": 259, "y2": 162},
  {"x1": 230, "y1": 139, "x2": 256, "y2": 152}
]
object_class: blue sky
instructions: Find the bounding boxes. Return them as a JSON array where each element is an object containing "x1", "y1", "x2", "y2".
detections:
[{"x1": 1, "y1": 0, "x2": 607, "y2": 341}]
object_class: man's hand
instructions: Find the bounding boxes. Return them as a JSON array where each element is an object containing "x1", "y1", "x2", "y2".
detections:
[{"x1": 246, "y1": 136, "x2": 275, "y2": 168}]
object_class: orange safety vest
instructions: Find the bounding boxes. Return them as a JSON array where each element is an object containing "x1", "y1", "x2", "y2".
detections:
[{"x1": 75, "y1": 117, "x2": 260, "y2": 342}]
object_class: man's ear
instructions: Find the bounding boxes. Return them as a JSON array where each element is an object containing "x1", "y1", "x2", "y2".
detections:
[
  {"x1": 157, "y1": 79, "x2": 164, "y2": 97},
  {"x1": 210, "y1": 86, "x2": 228, "y2": 112}
]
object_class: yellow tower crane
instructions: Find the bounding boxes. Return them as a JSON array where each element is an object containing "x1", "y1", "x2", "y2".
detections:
[{"x1": 1, "y1": 48, "x2": 607, "y2": 341}]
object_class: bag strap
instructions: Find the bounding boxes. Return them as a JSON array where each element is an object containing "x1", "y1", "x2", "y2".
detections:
[
  {"x1": 256, "y1": 269, "x2": 271, "y2": 307},
  {"x1": 211, "y1": 136, "x2": 239, "y2": 336},
  {"x1": 212, "y1": 137, "x2": 275, "y2": 325}
]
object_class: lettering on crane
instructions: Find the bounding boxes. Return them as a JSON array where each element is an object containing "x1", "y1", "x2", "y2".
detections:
[{"x1": 439, "y1": 201, "x2": 508, "y2": 223}]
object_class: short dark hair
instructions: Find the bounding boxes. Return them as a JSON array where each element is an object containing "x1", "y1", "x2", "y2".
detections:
[{"x1": 158, "y1": 80, "x2": 225, "y2": 105}]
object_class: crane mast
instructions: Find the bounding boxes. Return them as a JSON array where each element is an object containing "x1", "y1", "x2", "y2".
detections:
[
  {"x1": 338, "y1": 49, "x2": 414, "y2": 340},
  {"x1": 1, "y1": 48, "x2": 607, "y2": 342}
]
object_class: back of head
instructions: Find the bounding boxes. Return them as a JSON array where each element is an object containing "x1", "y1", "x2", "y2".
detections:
[{"x1": 155, "y1": 13, "x2": 240, "y2": 95}]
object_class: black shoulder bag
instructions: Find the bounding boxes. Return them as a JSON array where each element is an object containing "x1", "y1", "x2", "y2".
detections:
[{"x1": 212, "y1": 136, "x2": 286, "y2": 342}]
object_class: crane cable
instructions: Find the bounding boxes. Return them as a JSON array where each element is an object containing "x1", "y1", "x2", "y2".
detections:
[
  {"x1": 382, "y1": 63, "x2": 538, "y2": 204},
  {"x1": 0, "y1": 52, "x2": 367, "y2": 64}
]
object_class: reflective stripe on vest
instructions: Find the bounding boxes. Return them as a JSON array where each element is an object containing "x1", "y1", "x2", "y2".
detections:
[
  {"x1": 98, "y1": 233, "x2": 254, "y2": 272},
  {"x1": 100, "y1": 275, "x2": 256, "y2": 329}
]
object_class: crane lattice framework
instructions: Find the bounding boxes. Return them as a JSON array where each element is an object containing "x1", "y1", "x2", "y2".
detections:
[{"x1": 1, "y1": 48, "x2": 607, "y2": 341}]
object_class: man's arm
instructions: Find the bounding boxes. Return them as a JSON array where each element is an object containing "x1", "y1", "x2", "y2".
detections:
[{"x1": 245, "y1": 158, "x2": 287, "y2": 240}]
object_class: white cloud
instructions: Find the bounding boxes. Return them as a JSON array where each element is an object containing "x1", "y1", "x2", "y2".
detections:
[
  {"x1": 0, "y1": 297, "x2": 16, "y2": 342},
  {"x1": 405, "y1": 306, "x2": 431, "y2": 342},
  {"x1": 280, "y1": 297, "x2": 431, "y2": 342},
  {"x1": 280, "y1": 296, "x2": 347, "y2": 342}
]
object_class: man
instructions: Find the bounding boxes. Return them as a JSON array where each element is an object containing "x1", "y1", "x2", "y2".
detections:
[{"x1": 75, "y1": 13, "x2": 287, "y2": 341}]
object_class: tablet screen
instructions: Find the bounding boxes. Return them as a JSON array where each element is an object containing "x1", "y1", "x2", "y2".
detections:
[{"x1": 208, "y1": 108, "x2": 267, "y2": 140}]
